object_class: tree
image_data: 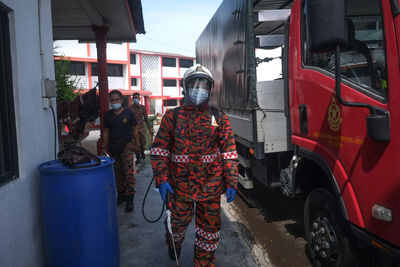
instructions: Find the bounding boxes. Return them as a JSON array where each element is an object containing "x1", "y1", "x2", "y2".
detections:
[{"x1": 54, "y1": 56, "x2": 81, "y2": 102}]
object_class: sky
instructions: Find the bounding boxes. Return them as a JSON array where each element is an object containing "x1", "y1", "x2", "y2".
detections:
[{"x1": 130, "y1": 0, "x2": 223, "y2": 57}]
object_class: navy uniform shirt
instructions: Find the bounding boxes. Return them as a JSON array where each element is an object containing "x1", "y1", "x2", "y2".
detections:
[{"x1": 104, "y1": 108, "x2": 137, "y2": 140}]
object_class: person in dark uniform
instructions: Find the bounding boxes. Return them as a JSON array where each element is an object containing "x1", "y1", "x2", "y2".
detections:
[{"x1": 102, "y1": 90, "x2": 140, "y2": 212}]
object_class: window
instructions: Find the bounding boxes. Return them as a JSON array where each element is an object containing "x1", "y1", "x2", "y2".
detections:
[
  {"x1": 130, "y1": 54, "x2": 136, "y2": 64},
  {"x1": 164, "y1": 99, "x2": 178, "y2": 106},
  {"x1": 163, "y1": 79, "x2": 177, "y2": 87},
  {"x1": 179, "y1": 59, "x2": 193, "y2": 68},
  {"x1": 131, "y1": 78, "x2": 137, "y2": 86},
  {"x1": 92, "y1": 63, "x2": 123, "y2": 77},
  {"x1": 302, "y1": 0, "x2": 387, "y2": 97},
  {"x1": 68, "y1": 61, "x2": 85, "y2": 75},
  {"x1": 0, "y1": 5, "x2": 18, "y2": 183},
  {"x1": 162, "y1": 57, "x2": 176, "y2": 67}
]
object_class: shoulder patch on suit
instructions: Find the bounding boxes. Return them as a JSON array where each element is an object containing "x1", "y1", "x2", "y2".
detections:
[{"x1": 211, "y1": 115, "x2": 218, "y2": 127}]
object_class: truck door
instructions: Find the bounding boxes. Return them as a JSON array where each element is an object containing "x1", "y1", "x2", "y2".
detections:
[{"x1": 292, "y1": 0, "x2": 400, "y2": 247}]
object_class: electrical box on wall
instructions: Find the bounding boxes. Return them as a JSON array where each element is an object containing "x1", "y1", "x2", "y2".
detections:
[{"x1": 43, "y1": 79, "x2": 57, "y2": 98}]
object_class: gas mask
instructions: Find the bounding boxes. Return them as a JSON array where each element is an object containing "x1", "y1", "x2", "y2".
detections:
[{"x1": 184, "y1": 78, "x2": 212, "y2": 106}]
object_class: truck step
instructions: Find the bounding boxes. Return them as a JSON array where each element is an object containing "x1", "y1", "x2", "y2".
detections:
[{"x1": 239, "y1": 173, "x2": 254, "y2": 189}]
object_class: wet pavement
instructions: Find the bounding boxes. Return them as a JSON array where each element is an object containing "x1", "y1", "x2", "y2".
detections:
[
  {"x1": 234, "y1": 180, "x2": 312, "y2": 267},
  {"x1": 82, "y1": 130, "x2": 267, "y2": 267}
]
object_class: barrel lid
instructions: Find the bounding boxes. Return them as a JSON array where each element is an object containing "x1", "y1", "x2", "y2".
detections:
[{"x1": 38, "y1": 156, "x2": 114, "y2": 173}]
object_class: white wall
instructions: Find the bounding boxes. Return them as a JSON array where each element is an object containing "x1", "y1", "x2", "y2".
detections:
[
  {"x1": 54, "y1": 40, "x2": 88, "y2": 58},
  {"x1": 162, "y1": 66, "x2": 179, "y2": 78},
  {"x1": 69, "y1": 75, "x2": 88, "y2": 89},
  {"x1": 0, "y1": 0, "x2": 55, "y2": 265},
  {"x1": 131, "y1": 78, "x2": 141, "y2": 90},
  {"x1": 179, "y1": 67, "x2": 190, "y2": 78},
  {"x1": 163, "y1": 85, "x2": 180, "y2": 97},
  {"x1": 90, "y1": 42, "x2": 127, "y2": 61},
  {"x1": 155, "y1": 99, "x2": 162, "y2": 115},
  {"x1": 107, "y1": 43, "x2": 128, "y2": 61},
  {"x1": 56, "y1": 42, "x2": 127, "y2": 62},
  {"x1": 92, "y1": 76, "x2": 125, "y2": 89},
  {"x1": 130, "y1": 63, "x2": 140, "y2": 76}
]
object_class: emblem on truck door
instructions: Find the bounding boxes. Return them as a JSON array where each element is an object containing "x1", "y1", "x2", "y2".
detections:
[{"x1": 327, "y1": 97, "x2": 342, "y2": 131}]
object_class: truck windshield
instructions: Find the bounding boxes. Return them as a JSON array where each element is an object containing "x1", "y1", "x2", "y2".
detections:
[{"x1": 303, "y1": 0, "x2": 387, "y2": 97}]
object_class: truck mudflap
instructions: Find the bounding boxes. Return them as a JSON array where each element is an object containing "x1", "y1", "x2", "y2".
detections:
[{"x1": 351, "y1": 224, "x2": 400, "y2": 260}]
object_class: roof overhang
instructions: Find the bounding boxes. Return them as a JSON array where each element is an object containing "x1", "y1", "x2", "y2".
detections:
[{"x1": 52, "y1": 0, "x2": 145, "y2": 42}]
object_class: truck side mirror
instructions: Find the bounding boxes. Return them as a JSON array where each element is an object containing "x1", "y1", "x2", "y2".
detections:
[
  {"x1": 306, "y1": 0, "x2": 390, "y2": 142},
  {"x1": 367, "y1": 109, "x2": 390, "y2": 142},
  {"x1": 305, "y1": 0, "x2": 347, "y2": 51}
]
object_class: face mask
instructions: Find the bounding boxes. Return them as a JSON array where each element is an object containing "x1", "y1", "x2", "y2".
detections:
[
  {"x1": 187, "y1": 88, "x2": 209, "y2": 105},
  {"x1": 110, "y1": 103, "x2": 122, "y2": 110},
  {"x1": 133, "y1": 99, "x2": 140, "y2": 104}
]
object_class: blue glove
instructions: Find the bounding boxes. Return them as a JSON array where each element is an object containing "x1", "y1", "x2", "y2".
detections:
[
  {"x1": 159, "y1": 182, "x2": 174, "y2": 203},
  {"x1": 226, "y1": 188, "x2": 237, "y2": 203}
]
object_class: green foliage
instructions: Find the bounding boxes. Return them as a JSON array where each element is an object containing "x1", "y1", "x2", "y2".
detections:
[{"x1": 54, "y1": 57, "x2": 81, "y2": 102}]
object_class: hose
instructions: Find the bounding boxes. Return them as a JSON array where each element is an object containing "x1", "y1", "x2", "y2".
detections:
[
  {"x1": 50, "y1": 105, "x2": 57, "y2": 160},
  {"x1": 142, "y1": 176, "x2": 166, "y2": 223}
]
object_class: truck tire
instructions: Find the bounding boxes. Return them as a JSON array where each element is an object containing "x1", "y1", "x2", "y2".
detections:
[{"x1": 304, "y1": 188, "x2": 358, "y2": 267}]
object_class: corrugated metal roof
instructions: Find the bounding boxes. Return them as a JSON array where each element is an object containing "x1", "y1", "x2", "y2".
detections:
[{"x1": 253, "y1": 0, "x2": 293, "y2": 11}]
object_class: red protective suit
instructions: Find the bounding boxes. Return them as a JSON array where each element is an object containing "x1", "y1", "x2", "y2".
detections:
[{"x1": 151, "y1": 105, "x2": 238, "y2": 266}]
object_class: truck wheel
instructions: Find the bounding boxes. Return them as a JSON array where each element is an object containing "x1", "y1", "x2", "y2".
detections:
[{"x1": 304, "y1": 189, "x2": 358, "y2": 267}]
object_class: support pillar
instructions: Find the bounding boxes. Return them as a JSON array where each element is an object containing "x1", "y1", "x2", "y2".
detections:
[
  {"x1": 144, "y1": 96, "x2": 150, "y2": 114},
  {"x1": 92, "y1": 25, "x2": 109, "y2": 155}
]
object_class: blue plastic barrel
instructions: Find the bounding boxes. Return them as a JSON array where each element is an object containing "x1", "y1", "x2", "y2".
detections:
[{"x1": 38, "y1": 156, "x2": 119, "y2": 267}]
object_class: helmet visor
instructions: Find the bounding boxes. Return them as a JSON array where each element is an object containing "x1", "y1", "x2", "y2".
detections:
[{"x1": 185, "y1": 78, "x2": 212, "y2": 91}]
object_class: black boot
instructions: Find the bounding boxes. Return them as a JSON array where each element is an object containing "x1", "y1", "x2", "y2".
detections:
[
  {"x1": 117, "y1": 194, "x2": 125, "y2": 205},
  {"x1": 168, "y1": 246, "x2": 181, "y2": 261},
  {"x1": 135, "y1": 153, "x2": 142, "y2": 164},
  {"x1": 125, "y1": 194, "x2": 134, "y2": 212},
  {"x1": 141, "y1": 152, "x2": 146, "y2": 159}
]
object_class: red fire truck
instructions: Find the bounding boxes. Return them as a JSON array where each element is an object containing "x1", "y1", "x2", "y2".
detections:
[{"x1": 196, "y1": 0, "x2": 400, "y2": 265}]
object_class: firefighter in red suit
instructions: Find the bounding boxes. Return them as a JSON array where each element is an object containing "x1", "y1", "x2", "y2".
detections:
[{"x1": 151, "y1": 64, "x2": 238, "y2": 266}]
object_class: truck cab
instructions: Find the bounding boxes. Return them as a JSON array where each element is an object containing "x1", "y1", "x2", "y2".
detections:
[{"x1": 196, "y1": 0, "x2": 400, "y2": 265}]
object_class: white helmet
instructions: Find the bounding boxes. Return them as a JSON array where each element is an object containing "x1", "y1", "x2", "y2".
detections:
[
  {"x1": 182, "y1": 64, "x2": 214, "y2": 91},
  {"x1": 181, "y1": 64, "x2": 214, "y2": 106}
]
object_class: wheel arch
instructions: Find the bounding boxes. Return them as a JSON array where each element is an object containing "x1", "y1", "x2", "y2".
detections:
[{"x1": 294, "y1": 147, "x2": 349, "y2": 221}]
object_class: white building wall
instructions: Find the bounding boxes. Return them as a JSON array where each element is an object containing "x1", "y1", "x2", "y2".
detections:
[
  {"x1": 179, "y1": 67, "x2": 191, "y2": 78},
  {"x1": 155, "y1": 99, "x2": 162, "y2": 115},
  {"x1": 130, "y1": 63, "x2": 140, "y2": 76},
  {"x1": 131, "y1": 78, "x2": 141, "y2": 90},
  {"x1": 54, "y1": 40, "x2": 88, "y2": 58},
  {"x1": 88, "y1": 43, "x2": 128, "y2": 61},
  {"x1": 106, "y1": 43, "x2": 128, "y2": 61},
  {"x1": 162, "y1": 66, "x2": 179, "y2": 78},
  {"x1": 69, "y1": 75, "x2": 88, "y2": 89},
  {"x1": 163, "y1": 85, "x2": 180, "y2": 97},
  {"x1": 92, "y1": 76, "x2": 125, "y2": 89},
  {"x1": 0, "y1": 0, "x2": 55, "y2": 265}
]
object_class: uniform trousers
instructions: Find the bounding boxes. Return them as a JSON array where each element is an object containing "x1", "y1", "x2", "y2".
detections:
[
  {"x1": 110, "y1": 141, "x2": 136, "y2": 196},
  {"x1": 165, "y1": 193, "x2": 221, "y2": 267},
  {"x1": 138, "y1": 127, "x2": 146, "y2": 153}
]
